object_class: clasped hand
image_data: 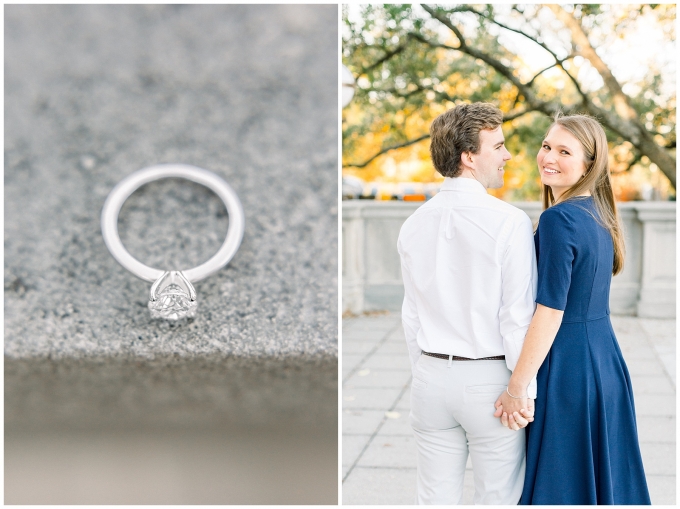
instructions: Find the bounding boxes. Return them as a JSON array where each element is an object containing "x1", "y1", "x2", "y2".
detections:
[{"x1": 494, "y1": 390, "x2": 535, "y2": 431}]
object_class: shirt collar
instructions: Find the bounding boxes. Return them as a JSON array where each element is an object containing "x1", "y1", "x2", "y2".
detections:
[{"x1": 440, "y1": 177, "x2": 488, "y2": 194}]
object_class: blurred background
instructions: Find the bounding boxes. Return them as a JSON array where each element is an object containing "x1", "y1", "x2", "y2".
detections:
[{"x1": 342, "y1": 4, "x2": 675, "y2": 202}]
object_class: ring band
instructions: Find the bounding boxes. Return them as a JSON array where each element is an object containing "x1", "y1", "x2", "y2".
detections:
[{"x1": 101, "y1": 164, "x2": 245, "y2": 320}]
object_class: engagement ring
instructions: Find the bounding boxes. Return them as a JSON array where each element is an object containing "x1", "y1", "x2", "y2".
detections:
[{"x1": 101, "y1": 164, "x2": 245, "y2": 321}]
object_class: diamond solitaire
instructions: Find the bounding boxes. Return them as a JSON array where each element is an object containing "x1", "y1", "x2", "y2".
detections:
[
  {"x1": 101, "y1": 164, "x2": 245, "y2": 321},
  {"x1": 148, "y1": 271, "x2": 198, "y2": 321}
]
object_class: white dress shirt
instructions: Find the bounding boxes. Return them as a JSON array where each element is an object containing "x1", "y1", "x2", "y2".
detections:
[{"x1": 398, "y1": 177, "x2": 538, "y2": 398}]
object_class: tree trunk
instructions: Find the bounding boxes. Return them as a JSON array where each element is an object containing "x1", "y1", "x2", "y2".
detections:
[{"x1": 547, "y1": 5, "x2": 676, "y2": 188}]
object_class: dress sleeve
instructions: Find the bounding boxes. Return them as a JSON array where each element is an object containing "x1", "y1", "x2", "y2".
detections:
[{"x1": 535, "y1": 206, "x2": 577, "y2": 311}]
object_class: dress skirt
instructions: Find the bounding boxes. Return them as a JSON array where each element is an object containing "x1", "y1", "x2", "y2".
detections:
[{"x1": 520, "y1": 316, "x2": 650, "y2": 504}]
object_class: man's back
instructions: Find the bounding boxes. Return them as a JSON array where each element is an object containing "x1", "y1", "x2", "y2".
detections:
[{"x1": 398, "y1": 177, "x2": 536, "y2": 371}]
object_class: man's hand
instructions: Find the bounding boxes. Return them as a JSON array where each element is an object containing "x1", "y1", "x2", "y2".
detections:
[{"x1": 494, "y1": 391, "x2": 534, "y2": 430}]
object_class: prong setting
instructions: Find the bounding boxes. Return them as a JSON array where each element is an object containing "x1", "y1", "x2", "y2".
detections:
[{"x1": 148, "y1": 271, "x2": 198, "y2": 320}]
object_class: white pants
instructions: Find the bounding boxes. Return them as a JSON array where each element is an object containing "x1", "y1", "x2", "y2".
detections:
[{"x1": 410, "y1": 355, "x2": 525, "y2": 505}]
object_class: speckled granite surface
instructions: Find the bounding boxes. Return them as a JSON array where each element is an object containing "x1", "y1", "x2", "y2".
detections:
[{"x1": 4, "y1": 4, "x2": 338, "y2": 431}]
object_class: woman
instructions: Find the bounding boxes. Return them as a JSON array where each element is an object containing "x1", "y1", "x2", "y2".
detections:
[{"x1": 495, "y1": 114, "x2": 651, "y2": 504}]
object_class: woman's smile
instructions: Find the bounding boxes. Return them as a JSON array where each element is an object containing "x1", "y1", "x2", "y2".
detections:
[{"x1": 537, "y1": 125, "x2": 587, "y2": 199}]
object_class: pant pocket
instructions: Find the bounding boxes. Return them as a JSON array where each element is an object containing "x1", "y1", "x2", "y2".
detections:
[
  {"x1": 412, "y1": 354, "x2": 429, "y2": 390},
  {"x1": 464, "y1": 384, "x2": 506, "y2": 404}
]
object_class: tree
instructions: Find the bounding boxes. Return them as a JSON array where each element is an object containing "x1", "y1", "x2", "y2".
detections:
[{"x1": 343, "y1": 4, "x2": 676, "y2": 197}]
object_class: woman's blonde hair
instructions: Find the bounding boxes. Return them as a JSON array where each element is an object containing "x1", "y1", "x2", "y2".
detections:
[{"x1": 541, "y1": 113, "x2": 625, "y2": 275}]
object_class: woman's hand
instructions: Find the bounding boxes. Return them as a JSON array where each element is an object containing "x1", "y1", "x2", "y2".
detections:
[
  {"x1": 492, "y1": 304, "x2": 563, "y2": 431},
  {"x1": 494, "y1": 392, "x2": 534, "y2": 430}
]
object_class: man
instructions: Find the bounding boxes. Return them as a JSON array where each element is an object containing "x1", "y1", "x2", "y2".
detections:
[{"x1": 397, "y1": 102, "x2": 537, "y2": 504}]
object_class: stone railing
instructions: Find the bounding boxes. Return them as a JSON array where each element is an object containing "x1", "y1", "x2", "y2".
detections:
[{"x1": 343, "y1": 200, "x2": 675, "y2": 318}]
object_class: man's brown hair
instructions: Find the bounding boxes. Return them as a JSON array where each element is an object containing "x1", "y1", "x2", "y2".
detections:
[{"x1": 429, "y1": 102, "x2": 504, "y2": 178}]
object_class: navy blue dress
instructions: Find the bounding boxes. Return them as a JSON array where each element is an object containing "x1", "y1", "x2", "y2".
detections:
[{"x1": 520, "y1": 197, "x2": 651, "y2": 505}]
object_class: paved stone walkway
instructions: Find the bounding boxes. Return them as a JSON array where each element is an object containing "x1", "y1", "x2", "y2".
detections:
[{"x1": 342, "y1": 312, "x2": 675, "y2": 505}]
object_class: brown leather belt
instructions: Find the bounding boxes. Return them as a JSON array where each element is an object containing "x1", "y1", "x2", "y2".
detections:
[{"x1": 423, "y1": 352, "x2": 505, "y2": 361}]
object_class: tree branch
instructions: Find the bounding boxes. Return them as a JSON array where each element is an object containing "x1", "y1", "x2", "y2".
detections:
[
  {"x1": 503, "y1": 109, "x2": 535, "y2": 122},
  {"x1": 409, "y1": 29, "x2": 556, "y2": 118},
  {"x1": 343, "y1": 134, "x2": 431, "y2": 168},
  {"x1": 375, "y1": 84, "x2": 427, "y2": 100},
  {"x1": 420, "y1": 5, "x2": 467, "y2": 49},
  {"x1": 526, "y1": 62, "x2": 559, "y2": 87},
  {"x1": 546, "y1": 4, "x2": 675, "y2": 186},
  {"x1": 415, "y1": 8, "x2": 619, "y2": 128},
  {"x1": 359, "y1": 40, "x2": 409, "y2": 76},
  {"x1": 463, "y1": 5, "x2": 561, "y2": 61},
  {"x1": 546, "y1": 5, "x2": 636, "y2": 121},
  {"x1": 376, "y1": 82, "x2": 456, "y2": 102},
  {"x1": 460, "y1": 6, "x2": 589, "y2": 106},
  {"x1": 611, "y1": 151, "x2": 642, "y2": 175}
]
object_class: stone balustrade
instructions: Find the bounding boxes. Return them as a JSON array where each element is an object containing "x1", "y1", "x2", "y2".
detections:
[{"x1": 342, "y1": 200, "x2": 675, "y2": 318}]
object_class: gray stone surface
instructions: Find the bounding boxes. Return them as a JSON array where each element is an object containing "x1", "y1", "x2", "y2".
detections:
[
  {"x1": 344, "y1": 369, "x2": 412, "y2": 389},
  {"x1": 640, "y1": 317, "x2": 677, "y2": 384},
  {"x1": 342, "y1": 312, "x2": 676, "y2": 505},
  {"x1": 343, "y1": 387, "x2": 405, "y2": 409},
  {"x1": 343, "y1": 409, "x2": 387, "y2": 435},
  {"x1": 5, "y1": 4, "x2": 338, "y2": 433},
  {"x1": 343, "y1": 434, "x2": 372, "y2": 467},
  {"x1": 376, "y1": 412, "x2": 413, "y2": 436},
  {"x1": 357, "y1": 435, "x2": 418, "y2": 468},
  {"x1": 645, "y1": 475, "x2": 677, "y2": 505},
  {"x1": 362, "y1": 352, "x2": 411, "y2": 370},
  {"x1": 342, "y1": 467, "x2": 418, "y2": 505}
]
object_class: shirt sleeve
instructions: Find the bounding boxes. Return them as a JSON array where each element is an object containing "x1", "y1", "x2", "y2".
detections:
[
  {"x1": 536, "y1": 206, "x2": 577, "y2": 311},
  {"x1": 398, "y1": 239, "x2": 422, "y2": 374},
  {"x1": 499, "y1": 211, "x2": 538, "y2": 399}
]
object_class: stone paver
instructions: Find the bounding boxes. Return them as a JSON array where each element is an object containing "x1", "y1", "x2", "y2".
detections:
[
  {"x1": 343, "y1": 435, "x2": 372, "y2": 467},
  {"x1": 357, "y1": 436, "x2": 418, "y2": 468},
  {"x1": 342, "y1": 468, "x2": 417, "y2": 505},
  {"x1": 637, "y1": 416, "x2": 676, "y2": 443},
  {"x1": 633, "y1": 375, "x2": 676, "y2": 394},
  {"x1": 640, "y1": 443, "x2": 677, "y2": 476},
  {"x1": 362, "y1": 354, "x2": 411, "y2": 371},
  {"x1": 639, "y1": 318, "x2": 677, "y2": 385},
  {"x1": 634, "y1": 394, "x2": 676, "y2": 417},
  {"x1": 343, "y1": 410, "x2": 387, "y2": 436},
  {"x1": 343, "y1": 388, "x2": 405, "y2": 409},
  {"x1": 376, "y1": 412, "x2": 413, "y2": 436},
  {"x1": 394, "y1": 388, "x2": 412, "y2": 411},
  {"x1": 344, "y1": 369, "x2": 412, "y2": 389},
  {"x1": 343, "y1": 341, "x2": 382, "y2": 355},
  {"x1": 342, "y1": 312, "x2": 676, "y2": 505},
  {"x1": 646, "y1": 475, "x2": 676, "y2": 505},
  {"x1": 375, "y1": 341, "x2": 413, "y2": 354}
]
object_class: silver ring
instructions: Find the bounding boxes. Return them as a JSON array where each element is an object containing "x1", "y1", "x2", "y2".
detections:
[{"x1": 101, "y1": 164, "x2": 245, "y2": 320}]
